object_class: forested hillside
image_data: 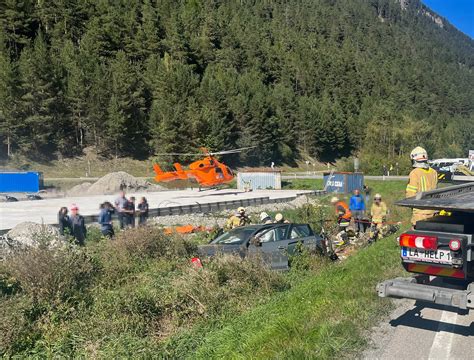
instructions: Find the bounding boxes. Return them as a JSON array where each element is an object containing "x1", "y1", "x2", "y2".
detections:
[{"x1": 1, "y1": 0, "x2": 473, "y2": 167}]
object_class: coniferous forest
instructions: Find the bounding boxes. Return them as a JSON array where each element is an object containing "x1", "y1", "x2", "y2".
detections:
[{"x1": 0, "y1": 0, "x2": 473, "y2": 167}]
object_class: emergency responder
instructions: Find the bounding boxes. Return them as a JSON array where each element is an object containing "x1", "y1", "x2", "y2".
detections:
[
  {"x1": 406, "y1": 146, "x2": 438, "y2": 227},
  {"x1": 370, "y1": 193, "x2": 388, "y2": 240},
  {"x1": 331, "y1": 197, "x2": 352, "y2": 246},
  {"x1": 260, "y1": 212, "x2": 273, "y2": 224},
  {"x1": 274, "y1": 213, "x2": 289, "y2": 224},
  {"x1": 331, "y1": 197, "x2": 352, "y2": 228},
  {"x1": 226, "y1": 207, "x2": 251, "y2": 229}
]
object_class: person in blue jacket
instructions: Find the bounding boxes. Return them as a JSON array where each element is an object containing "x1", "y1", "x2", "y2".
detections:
[
  {"x1": 349, "y1": 189, "x2": 366, "y2": 233},
  {"x1": 98, "y1": 201, "x2": 115, "y2": 238}
]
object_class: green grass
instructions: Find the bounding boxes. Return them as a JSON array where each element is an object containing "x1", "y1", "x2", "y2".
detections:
[
  {"x1": 1, "y1": 180, "x2": 410, "y2": 358},
  {"x1": 179, "y1": 180, "x2": 410, "y2": 359},
  {"x1": 282, "y1": 178, "x2": 324, "y2": 190},
  {"x1": 191, "y1": 234, "x2": 405, "y2": 359}
]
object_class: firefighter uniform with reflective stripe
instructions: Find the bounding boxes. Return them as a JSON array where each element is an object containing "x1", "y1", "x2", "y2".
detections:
[
  {"x1": 371, "y1": 201, "x2": 387, "y2": 227},
  {"x1": 406, "y1": 167, "x2": 438, "y2": 226}
]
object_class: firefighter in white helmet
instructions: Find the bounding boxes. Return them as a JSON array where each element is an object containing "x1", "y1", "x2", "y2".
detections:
[
  {"x1": 406, "y1": 146, "x2": 438, "y2": 227},
  {"x1": 260, "y1": 212, "x2": 273, "y2": 224}
]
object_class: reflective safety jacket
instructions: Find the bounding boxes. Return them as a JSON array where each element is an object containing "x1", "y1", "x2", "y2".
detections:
[
  {"x1": 406, "y1": 167, "x2": 438, "y2": 225},
  {"x1": 335, "y1": 201, "x2": 351, "y2": 221},
  {"x1": 226, "y1": 214, "x2": 251, "y2": 229},
  {"x1": 406, "y1": 167, "x2": 438, "y2": 197},
  {"x1": 371, "y1": 202, "x2": 388, "y2": 224}
]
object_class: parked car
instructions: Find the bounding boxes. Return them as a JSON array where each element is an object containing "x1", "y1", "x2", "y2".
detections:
[
  {"x1": 197, "y1": 223, "x2": 325, "y2": 270},
  {"x1": 26, "y1": 194, "x2": 42, "y2": 200},
  {"x1": 0, "y1": 194, "x2": 18, "y2": 202}
]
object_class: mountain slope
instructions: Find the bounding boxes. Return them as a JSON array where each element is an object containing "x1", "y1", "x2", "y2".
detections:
[{"x1": 0, "y1": 0, "x2": 473, "y2": 167}]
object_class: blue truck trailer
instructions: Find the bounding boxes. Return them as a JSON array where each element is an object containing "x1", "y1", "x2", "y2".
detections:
[{"x1": 0, "y1": 171, "x2": 43, "y2": 193}]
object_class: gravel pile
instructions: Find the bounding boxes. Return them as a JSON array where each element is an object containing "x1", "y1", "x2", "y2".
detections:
[
  {"x1": 0, "y1": 222, "x2": 62, "y2": 259},
  {"x1": 68, "y1": 182, "x2": 93, "y2": 195},
  {"x1": 152, "y1": 195, "x2": 322, "y2": 228},
  {"x1": 68, "y1": 171, "x2": 162, "y2": 196}
]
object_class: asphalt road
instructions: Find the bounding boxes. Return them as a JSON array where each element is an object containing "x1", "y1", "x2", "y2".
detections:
[
  {"x1": 364, "y1": 279, "x2": 474, "y2": 359},
  {"x1": 0, "y1": 189, "x2": 310, "y2": 230}
]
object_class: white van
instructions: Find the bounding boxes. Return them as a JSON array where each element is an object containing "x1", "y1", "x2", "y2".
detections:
[{"x1": 429, "y1": 158, "x2": 469, "y2": 172}]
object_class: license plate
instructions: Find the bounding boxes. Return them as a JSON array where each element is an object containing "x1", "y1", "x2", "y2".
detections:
[{"x1": 401, "y1": 247, "x2": 452, "y2": 264}]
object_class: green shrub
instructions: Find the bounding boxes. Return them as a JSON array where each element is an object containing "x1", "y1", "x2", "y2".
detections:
[
  {"x1": 166, "y1": 255, "x2": 288, "y2": 322},
  {"x1": 2, "y1": 246, "x2": 96, "y2": 307},
  {"x1": 91, "y1": 227, "x2": 197, "y2": 283},
  {"x1": 0, "y1": 297, "x2": 41, "y2": 356}
]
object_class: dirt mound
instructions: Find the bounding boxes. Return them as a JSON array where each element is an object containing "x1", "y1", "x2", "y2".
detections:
[
  {"x1": 1, "y1": 222, "x2": 62, "y2": 258},
  {"x1": 67, "y1": 172, "x2": 162, "y2": 196},
  {"x1": 86, "y1": 171, "x2": 157, "y2": 195},
  {"x1": 68, "y1": 182, "x2": 92, "y2": 195}
]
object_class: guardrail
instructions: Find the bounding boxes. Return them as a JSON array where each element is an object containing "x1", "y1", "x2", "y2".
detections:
[{"x1": 1, "y1": 190, "x2": 326, "y2": 235}]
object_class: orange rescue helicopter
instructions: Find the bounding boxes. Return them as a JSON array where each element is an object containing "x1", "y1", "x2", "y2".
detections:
[{"x1": 153, "y1": 147, "x2": 254, "y2": 188}]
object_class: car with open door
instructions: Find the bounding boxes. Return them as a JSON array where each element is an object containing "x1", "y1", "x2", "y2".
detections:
[{"x1": 197, "y1": 223, "x2": 325, "y2": 270}]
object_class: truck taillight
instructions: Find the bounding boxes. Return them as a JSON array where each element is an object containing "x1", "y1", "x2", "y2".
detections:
[
  {"x1": 399, "y1": 233, "x2": 438, "y2": 250},
  {"x1": 449, "y1": 239, "x2": 461, "y2": 251}
]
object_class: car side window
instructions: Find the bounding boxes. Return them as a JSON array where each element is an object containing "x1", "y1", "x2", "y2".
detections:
[
  {"x1": 257, "y1": 226, "x2": 288, "y2": 243},
  {"x1": 290, "y1": 225, "x2": 311, "y2": 239},
  {"x1": 274, "y1": 226, "x2": 287, "y2": 241},
  {"x1": 259, "y1": 229, "x2": 276, "y2": 243}
]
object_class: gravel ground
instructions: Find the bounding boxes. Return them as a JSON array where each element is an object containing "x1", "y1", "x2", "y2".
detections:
[{"x1": 151, "y1": 195, "x2": 322, "y2": 228}]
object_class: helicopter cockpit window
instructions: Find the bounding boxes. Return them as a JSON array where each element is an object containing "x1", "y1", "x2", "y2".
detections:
[
  {"x1": 199, "y1": 163, "x2": 204, "y2": 168},
  {"x1": 209, "y1": 159, "x2": 214, "y2": 166},
  {"x1": 215, "y1": 167, "x2": 224, "y2": 179}
]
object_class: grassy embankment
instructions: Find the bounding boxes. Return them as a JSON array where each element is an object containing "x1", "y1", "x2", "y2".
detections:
[
  {"x1": 0, "y1": 180, "x2": 409, "y2": 358},
  {"x1": 189, "y1": 179, "x2": 410, "y2": 358}
]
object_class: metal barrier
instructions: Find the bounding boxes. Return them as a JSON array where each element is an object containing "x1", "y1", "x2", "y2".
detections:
[{"x1": 1, "y1": 190, "x2": 327, "y2": 234}]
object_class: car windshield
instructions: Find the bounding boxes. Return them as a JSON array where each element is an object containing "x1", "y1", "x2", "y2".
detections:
[{"x1": 211, "y1": 227, "x2": 257, "y2": 245}]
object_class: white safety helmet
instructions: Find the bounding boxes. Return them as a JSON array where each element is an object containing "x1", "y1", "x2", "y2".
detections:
[
  {"x1": 374, "y1": 193, "x2": 382, "y2": 200},
  {"x1": 260, "y1": 212, "x2": 269, "y2": 221},
  {"x1": 410, "y1": 146, "x2": 428, "y2": 162},
  {"x1": 330, "y1": 196, "x2": 339, "y2": 204},
  {"x1": 237, "y1": 207, "x2": 245, "y2": 213}
]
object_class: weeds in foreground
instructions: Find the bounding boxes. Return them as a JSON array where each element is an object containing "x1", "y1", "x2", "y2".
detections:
[{"x1": 0, "y1": 227, "x2": 289, "y2": 357}]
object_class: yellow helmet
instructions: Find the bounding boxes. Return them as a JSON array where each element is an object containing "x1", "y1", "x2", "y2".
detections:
[
  {"x1": 330, "y1": 196, "x2": 339, "y2": 204},
  {"x1": 275, "y1": 213, "x2": 284, "y2": 222},
  {"x1": 237, "y1": 207, "x2": 245, "y2": 213},
  {"x1": 410, "y1": 146, "x2": 428, "y2": 162}
]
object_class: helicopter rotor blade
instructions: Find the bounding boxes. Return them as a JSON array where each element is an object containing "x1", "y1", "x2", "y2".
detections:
[
  {"x1": 154, "y1": 153, "x2": 204, "y2": 156},
  {"x1": 154, "y1": 146, "x2": 256, "y2": 157},
  {"x1": 208, "y1": 146, "x2": 256, "y2": 155}
]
